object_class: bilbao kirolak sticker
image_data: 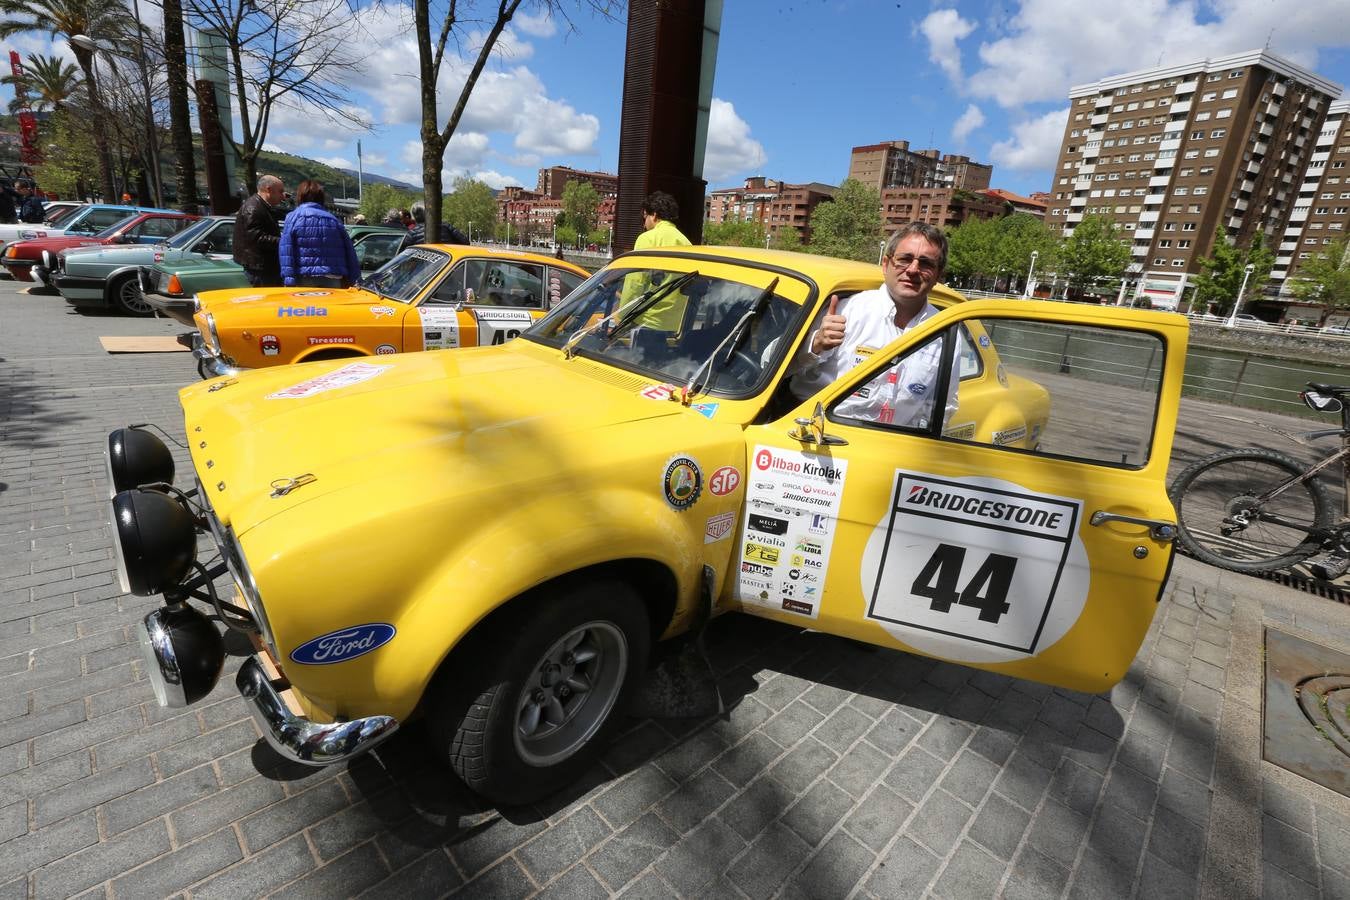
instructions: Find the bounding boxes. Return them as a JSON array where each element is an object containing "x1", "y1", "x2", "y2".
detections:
[{"x1": 662, "y1": 455, "x2": 702, "y2": 510}]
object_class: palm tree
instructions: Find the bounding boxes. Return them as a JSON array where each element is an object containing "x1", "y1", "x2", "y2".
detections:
[
  {"x1": 0, "y1": 0, "x2": 136, "y2": 201},
  {"x1": 1, "y1": 53, "x2": 82, "y2": 114},
  {"x1": 161, "y1": 0, "x2": 197, "y2": 209}
]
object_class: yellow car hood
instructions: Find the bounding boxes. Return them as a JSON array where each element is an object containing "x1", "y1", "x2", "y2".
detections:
[
  {"x1": 199, "y1": 285, "x2": 389, "y2": 321},
  {"x1": 181, "y1": 342, "x2": 682, "y2": 534}
]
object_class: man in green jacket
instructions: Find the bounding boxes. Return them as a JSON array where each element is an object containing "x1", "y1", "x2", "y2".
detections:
[{"x1": 623, "y1": 191, "x2": 693, "y2": 329}]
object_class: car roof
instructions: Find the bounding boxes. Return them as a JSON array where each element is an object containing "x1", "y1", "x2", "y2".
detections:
[{"x1": 420, "y1": 243, "x2": 590, "y2": 272}]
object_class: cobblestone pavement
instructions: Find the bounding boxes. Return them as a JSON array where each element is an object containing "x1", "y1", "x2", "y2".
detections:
[{"x1": 3, "y1": 281, "x2": 1349, "y2": 899}]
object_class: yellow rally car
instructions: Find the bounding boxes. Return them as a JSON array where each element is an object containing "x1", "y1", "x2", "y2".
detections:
[
  {"x1": 106, "y1": 247, "x2": 1187, "y2": 804},
  {"x1": 190, "y1": 245, "x2": 590, "y2": 378}
]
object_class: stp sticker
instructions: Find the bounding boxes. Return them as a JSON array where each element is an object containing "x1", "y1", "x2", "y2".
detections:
[
  {"x1": 266, "y1": 362, "x2": 391, "y2": 399},
  {"x1": 708, "y1": 466, "x2": 741, "y2": 496},
  {"x1": 259, "y1": 333, "x2": 280, "y2": 356},
  {"x1": 860, "y1": 471, "x2": 1089, "y2": 664},
  {"x1": 662, "y1": 455, "x2": 702, "y2": 511},
  {"x1": 704, "y1": 511, "x2": 736, "y2": 544}
]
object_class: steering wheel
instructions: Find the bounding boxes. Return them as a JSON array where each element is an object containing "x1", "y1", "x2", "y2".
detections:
[{"x1": 725, "y1": 349, "x2": 761, "y2": 386}]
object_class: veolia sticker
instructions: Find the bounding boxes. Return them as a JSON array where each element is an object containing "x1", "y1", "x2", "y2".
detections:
[
  {"x1": 290, "y1": 623, "x2": 396, "y2": 665},
  {"x1": 419, "y1": 308, "x2": 461, "y2": 350},
  {"x1": 860, "y1": 470, "x2": 1089, "y2": 664}
]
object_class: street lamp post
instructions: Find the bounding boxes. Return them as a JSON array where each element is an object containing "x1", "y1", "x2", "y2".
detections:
[
  {"x1": 1224, "y1": 263, "x2": 1257, "y2": 328},
  {"x1": 1023, "y1": 250, "x2": 1039, "y2": 299},
  {"x1": 71, "y1": 32, "x2": 161, "y2": 207},
  {"x1": 505, "y1": 218, "x2": 510, "y2": 248},
  {"x1": 467, "y1": 221, "x2": 472, "y2": 244}
]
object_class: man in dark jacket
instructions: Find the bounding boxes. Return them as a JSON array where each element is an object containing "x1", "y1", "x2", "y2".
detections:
[
  {"x1": 15, "y1": 179, "x2": 45, "y2": 223},
  {"x1": 406, "y1": 201, "x2": 469, "y2": 246},
  {"x1": 0, "y1": 179, "x2": 16, "y2": 224},
  {"x1": 233, "y1": 175, "x2": 285, "y2": 286}
]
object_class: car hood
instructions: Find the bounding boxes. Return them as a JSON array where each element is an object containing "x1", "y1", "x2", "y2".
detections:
[
  {"x1": 199, "y1": 285, "x2": 398, "y2": 321},
  {"x1": 61, "y1": 243, "x2": 161, "y2": 264},
  {"x1": 181, "y1": 342, "x2": 682, "y2": 535},
  {"x1": 10, "y1": 236, "x2": 106, "y2": 256}
]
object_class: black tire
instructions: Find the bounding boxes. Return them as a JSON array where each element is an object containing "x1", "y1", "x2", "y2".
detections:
[
  {"x1": 427, "y1": 579, "x2": 650, "y2": 805},
  {"x1": 110, "y1": 272, "x2": 153, "y2": 316},
  {"x1": 1169, "y1": 448, "x2": 1334, "y2": 573}
]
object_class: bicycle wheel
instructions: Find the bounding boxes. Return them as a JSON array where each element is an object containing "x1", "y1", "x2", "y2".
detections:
[{"x1": 1169, "y1": 448, "x2": 1335, "y2": 573}]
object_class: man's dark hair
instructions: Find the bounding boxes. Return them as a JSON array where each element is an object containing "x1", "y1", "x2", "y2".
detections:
[
  {"x1": 296, "y1": 180, "x2": 326, "y2": 205},
  {"x1": 884, "y1": 222, "x2": 948, "y2": 275},
  {"x1": 642, "y1": 191, "x2": 680, "y2": 222}
]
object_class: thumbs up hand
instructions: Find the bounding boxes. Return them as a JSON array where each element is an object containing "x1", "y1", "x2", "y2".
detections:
[{"x1": 812, "y1": 294, "x2": 847, "y2": 355}]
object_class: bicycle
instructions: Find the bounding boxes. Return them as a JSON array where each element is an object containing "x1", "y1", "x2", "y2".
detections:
[{"x1": 1169, "y1": 381, "x2": 1350, "y2": 581}]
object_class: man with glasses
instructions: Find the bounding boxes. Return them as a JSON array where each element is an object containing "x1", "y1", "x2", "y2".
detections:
[{"x1": 787, "y1": 222, "x2": 958, "y2": 427}]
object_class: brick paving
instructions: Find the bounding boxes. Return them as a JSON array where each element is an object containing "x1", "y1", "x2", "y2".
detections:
[{"x1": 2, "y1": 281, "x2": 1349, "y2": 898}]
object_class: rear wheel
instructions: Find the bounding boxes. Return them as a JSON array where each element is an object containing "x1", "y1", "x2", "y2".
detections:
[
  {"x1": 111, "y1": 272, "x2": 153, "y2": 316},
  {"x1": 1169, "y1": 448, "x2": 1334, "y2": 573},
  {"x1": 427, "y1": 579, "x2": 650, "y2": 805}
]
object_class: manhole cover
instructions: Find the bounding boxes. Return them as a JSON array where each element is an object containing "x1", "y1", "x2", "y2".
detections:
[{"x1": 1263, "y1": 628, "x2": 1350, "y2": 797}]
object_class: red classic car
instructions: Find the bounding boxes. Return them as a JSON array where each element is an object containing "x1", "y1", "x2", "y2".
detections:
[{"x1": 2, "y1": 209, "x2": 198, "y2": 284}]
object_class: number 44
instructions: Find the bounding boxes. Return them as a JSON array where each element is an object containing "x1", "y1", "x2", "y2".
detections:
[{"x1": 910, "y1": 543, "x2": 1015, "y2": 624}]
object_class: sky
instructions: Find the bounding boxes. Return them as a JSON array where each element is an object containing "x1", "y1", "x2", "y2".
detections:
[{"x1": 3, "y1": 0, "x2": 1349, "y2": 200}]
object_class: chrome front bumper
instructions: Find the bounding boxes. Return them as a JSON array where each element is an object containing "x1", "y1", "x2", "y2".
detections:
[
  {"x1": 191, "y1": 342, "x2": 247, "y2": 379},
  {"x1": 235, "y1": 657, "x2": 400, "y2": 766}
]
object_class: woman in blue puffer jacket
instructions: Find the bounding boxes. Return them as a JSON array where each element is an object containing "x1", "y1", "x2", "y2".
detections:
[{"x1": 278, "y1": 180, "x2": 361, "y2": 287}]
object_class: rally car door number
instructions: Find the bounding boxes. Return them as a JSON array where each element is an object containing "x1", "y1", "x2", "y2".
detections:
[{"x1": 473, "y1": 308, "x2": 534, "y2": 347}]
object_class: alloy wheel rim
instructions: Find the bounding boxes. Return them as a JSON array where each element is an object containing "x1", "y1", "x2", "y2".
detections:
[
  {"x1": 513, "y1": 620, "x2": 627, "y2": 766},
  {"x1": 121, "y1": 279, "x2": 152, "y2": 315}
]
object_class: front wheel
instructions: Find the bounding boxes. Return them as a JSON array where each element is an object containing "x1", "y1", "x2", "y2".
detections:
[
  {"x1": 427, "y1": 579, "x2": 650, "y2": 805},
  {"x1": 111, "y1": 272, "x2": 153, "y2": 316},
  {"x1": 1169, "y1": 448, "x2": 1334, "y2": 573}
]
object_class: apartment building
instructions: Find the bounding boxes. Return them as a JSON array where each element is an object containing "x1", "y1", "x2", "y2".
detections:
[
  {"x1": 880, "y1": 188, "x2": 1005, "y2": 230},
  {"x1": 1047, "y1": 50, "x2": 1342, "y2": 309},
  {"x1": 535, "y1": 165, "x2": 618, "y2": 200},
  {"x1": 848, "y1": 141, "x2": 992, "y2": 193},
  {"x1": 705, "y1": 176, "x2": 836, "y2": 243},
  {"x1": 1273, "y1": 99, "x2": 1350, "y2": 293},
  {"x1": 980, "y1": 188, "x2": 1049, "y2": 218}
]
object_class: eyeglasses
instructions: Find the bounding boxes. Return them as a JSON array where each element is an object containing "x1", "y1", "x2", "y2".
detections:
[{"x1": 889, "y1": 254, "x2": 940, "y2": 274}]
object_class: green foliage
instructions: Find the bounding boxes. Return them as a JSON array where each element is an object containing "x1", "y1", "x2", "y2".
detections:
[
  {"x1": 769, "y1": 226, "x2": 803, "y2": 252},
  {"x1": 944, "y1": 214, "x2": 1058, "y2": 291},
  {"x1": 31, "y1": 108, "x2": 98, "y2": 196},
  {"x1": 561, "y1": 180, "x2": 600, "y2": 237},
  {"x1": 588, "y1": 228, "x2": 609, "y2": 248},
  {"x1": 1192, "y1": 230, "x2": 1275, "y2": 315},
  {"x1": 703, "y1": 218, "x2": 766, "y2": 248},
  {"x1": 3, "y1": 53, "x2": 80, "y2": 114},
  {"x1": 1288, "y1": 237, "x2": 1350, "y2": 310},
  {"x1": 945, "y1": 217, "x2": 999, "y2": 285},
  {"x1": 443, "y1": 176, "x2": 497, "y2": 238},
  {"x1": 807, "y1": 179, "x2": 882, "y2": 262},
  {"x1": 358, "y1": 182, "x2": 417, "y2": 224},
  {"x1": 1058, "y1": 215, "x2": 1132, "y2": 291},
  {"x1": 556, "y1": 224, "x2": 578, "y2": 249}
]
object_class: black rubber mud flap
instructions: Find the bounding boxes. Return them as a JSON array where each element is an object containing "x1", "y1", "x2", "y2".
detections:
[{"x1": 624, "y1": 566, "x2": 724, "y2": 719}]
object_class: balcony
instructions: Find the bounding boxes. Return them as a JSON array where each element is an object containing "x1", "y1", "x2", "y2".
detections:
[
  {"x1": 1095, "y1": 95, "x2": 1111, "y2": 107},
  {"x1": 1066, "y1": 212, "x2": 1084, "y2": 223},
  {"x1": 1229, "y1": 215, "x2": 1244, "y2": 229},
  {"x1": 1265, "y1": 101, "x2": 1281, "y2": 117},
  {"x1": 1176, "y1": 80, "x2": 1198, "y2": 94},
  {"x1": 1273, "y1": 82, "x2": 1286, "y2": 97},
  {"x1": 1150, "y1": 175, "x2": 1172, "y2": 188},
  {"x1": 1138, "y1": 210, "x2": 1160, "y2": 223},
  {"x1": 1170, "y1": 100, "x2": 1192, "y2": 114},
  {"x1": 1253, "y1": 141, "x2": 1269, "y2": 156},
  {"x1": 1091, "y1": 114, "x2": 1108, "y2": 126},
  {"x1": 1247, "y1": 160, "x2": 1262, "y2": 175},
  {"x1": 1160, "y1": 138, "x2": 1183, "y2": 153},
  {"x1": 1232, "y1": 197, "x2": 1248, "y2": 212},
  {"x1": 1077, "y1": 163, "x2": 1096, "y2": 175},
  {"x1": 1145, "y1": 193, "x2": 1166, "y2": 205},
  {"x1": 1294, "y1": 135, "x2": 1305, "y2": 149},
  {"x1": 1258, "y1": 122, "x2": 1274, "y2": 138},
  {"x1": 1132, "y1": 245, "x2": 1148, "y2": 256},
  {"x1": 1155, "y1": 156, "x2": 1175, "y2": 168},
  {"x1": 1240, "y1": 179, "x2": 1255, "y2": 193},
  {"x1": 1135, "y1": 227, "x2": 1155, "y2": 239}
]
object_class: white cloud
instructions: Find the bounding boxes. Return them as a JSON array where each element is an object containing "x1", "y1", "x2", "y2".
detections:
[
  {"x1": 964, "y1": 0, "x2": 1350, "y2": 108},
  {"x1": 918, "y1": 9, "x2": 977, "y2": 85},
  {"x1": 952, "y1": 104, "x2": 986, "y2": 143},
  {"x1": 358, "y1": 150, "x2": 387, "y2": 168},
  {"x1": 473, "y1": 169, "x2": 514, "y2": 190},
  {"x1": 315, "y1": 156, "x2": 353, "y2": 169},
  {"x1": 989, "y1": 107, "x2": 1069, "y2": 172},
  {"x1": 513, "y1": 9, "x2": 557, "y2": 38},
  {"x1": 702, "y1": 98, "x2": 767, "y2": 183}
]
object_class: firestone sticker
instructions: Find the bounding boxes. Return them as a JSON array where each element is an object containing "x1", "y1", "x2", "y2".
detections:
[
  {"x1": 736, "y1": 446, "x2": 847, "y2": 620},
  {"x1": 419, "y1": 308, "x2": 461, "y2": 350},
  {"x1": 662, "y1": 455, "x2": 702, "y2": 511},
  {"x1": 266, "y1": 362, "x2": 391, "y2": 399},
  {"x1": 860, "y1": 471, "x2": 1089, "y2": 664}
]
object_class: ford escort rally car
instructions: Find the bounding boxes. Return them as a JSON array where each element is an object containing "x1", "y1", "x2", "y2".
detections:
[{"x1": 106, "y1": 246, "x2": 1186, "y2": 804}]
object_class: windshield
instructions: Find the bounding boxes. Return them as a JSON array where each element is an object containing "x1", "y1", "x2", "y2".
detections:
[
  {"x1": 163, "y1": 218, "x2": 217, "y2": 248},
  {"x1": 528, "y1": 266, "x2": 808, "y2": 397},
  {"x1": 91, "y1": 215, "x2": 140, "y2": 239},
  {"x1": 359, "y1": 246, "x2": 450, "y2": 303}
]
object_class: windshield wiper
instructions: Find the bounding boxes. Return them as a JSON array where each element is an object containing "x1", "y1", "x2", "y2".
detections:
[
  {"x1": 682, "y1": 277, "x2": 777, "y2": 400},
  {"x1": 563, "y1": 270, "x2": 699, "y2": 360}
]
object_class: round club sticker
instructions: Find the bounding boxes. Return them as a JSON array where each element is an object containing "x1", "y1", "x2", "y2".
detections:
[{"x1": 662, "y1": 456, "x2": 702, "y2": 511}]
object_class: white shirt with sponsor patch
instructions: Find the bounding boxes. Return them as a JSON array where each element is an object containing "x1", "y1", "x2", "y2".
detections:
[{"x1": 787, "y1": 288, "x2": 959, "y2": 428}]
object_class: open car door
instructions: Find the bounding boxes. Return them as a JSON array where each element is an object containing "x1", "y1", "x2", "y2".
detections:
[{"x1": 736, "y1": 299, "x2": 1187, "y2": 693}]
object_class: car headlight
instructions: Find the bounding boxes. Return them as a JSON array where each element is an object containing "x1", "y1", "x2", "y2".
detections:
[
  {"x1": 137, "y1": 604, "x2": 225, "y2": 707},
  {"x1": 204, "y1": 312, "x2": 220, "y2": 353},
  {"x1": 109, "y1": 489, "x2": 198, "y2": 596},
  {"x1": 4, "y1": 246, "x2": 17, "y2": 259},
  {"x1": 105, "y1": 427, "x2": 175, "y2": 498},
  {"x1": 168, "y1": 275, "x2": 184, "y2": 296}
]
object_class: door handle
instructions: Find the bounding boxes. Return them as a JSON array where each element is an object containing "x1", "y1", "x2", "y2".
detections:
[{"x1": 1090, "y1": 510, "x2": 1176, "y2": 542}]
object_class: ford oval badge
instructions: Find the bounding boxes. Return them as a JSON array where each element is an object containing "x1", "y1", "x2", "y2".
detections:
[{"x1": 289, "y1": 624, "x2": 395, "y2": 665}]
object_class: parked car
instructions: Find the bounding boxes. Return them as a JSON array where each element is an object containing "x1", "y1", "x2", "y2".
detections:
[
  {"x1": 53, "y1": 215, "x2": 235, "y2": 316},
  {"x1": 107, "y1": 246, "x2": 1187, "y2": 804},
  {"x1": 190, "y1": 244, "x2": 588, "y2": 377},
  {"x1": 2, "y1": 208, "x2": 197, "y2": 284},
  {"x1": 142, "y1": 226, "x2": 410, "y2": 326},
  {"x1": 0, "y1": 202, "x2": 129, "y2": 261}
]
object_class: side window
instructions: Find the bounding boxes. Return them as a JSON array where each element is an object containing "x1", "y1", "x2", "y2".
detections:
[
  {"x1": 548, "y1": 267, "x2": 585, "y2": 307},
  {"x1": 138, "y1": 218, "x2": 188, "y2": 239},
  {"x1": 206, "y1": 223, "x2": 234, "y2": 253},
  {"x1": 463, "y1": 259, "x2": 544, "y2": 308},
  {"x1": 91, "y1": 209, "x2": 131, "y2": 230},
  {"x1": 830, "y1": 331, "x2": 957, "y2": 431},
  {"x1": 427, "y1": 262, "x2": 466, "y2": 304}
]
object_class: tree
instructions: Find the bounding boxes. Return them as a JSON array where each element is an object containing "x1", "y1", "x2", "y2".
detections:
[
  {"x1": 444, "y1": 177, "x2": 498, "y2": 239},
  {"x1": 769, "y1": 226, "x2": 803, "y2": 252},
  {"x1": 2, "y1": 53, "x2": 81, "y2": 114},
  {"x1": 561, "y1": 180, "x2": 600, "y2": 238},
  {"x1": 945, "y1": 216, "x2": 1000, "y2": 288},
  {"x1": 556, "y1": 223, "x2": 578, "y2": 249},
  {"x1": 187, "y1": 0, "x2": 367, "y2": 191},
  {"x1": 991, "y1": 213, "x2": 1059, "y2": 293},
  {"x1": 1192, "y1": 231, "x2": 1276, "y2": 315},
  {"x1": 32, "y1": 108, "x2": 101, "y2": 197},
  {"x1": 359, "y1": 183, "x2": 418, "y2": 224},
  {"x1": 161, "y1": 0, "x2": 197, "y2": 209},
  {"x1": 807, "y1": 179, "x2": 882, "y2": 262},
  {"x1": 703, "y1": 219, "x2": 766, "y2": 248},
  {"x1": 413, "y1": 1, "x2": 611, "y2": 240},
  {"x1": 1057, "y1": 215, "x2": 1131, "y2": 294},
  {"x1": 1288, "y1": 237, "x2": 1350, "y2": 312},
  {"x1": 0, "y1": 0, "x2": 135, "y2": 200}
]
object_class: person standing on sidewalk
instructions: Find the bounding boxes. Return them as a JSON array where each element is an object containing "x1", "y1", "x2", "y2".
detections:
[
  {"x1": 279, "y1": 180, "x2": 360, "y2": 288},
  {"x1": 233, "y1": 175, "x2": 285, "y2": 287},
  {"x1": 15, "y1": 179, "x2": 45, "y2": 224}
]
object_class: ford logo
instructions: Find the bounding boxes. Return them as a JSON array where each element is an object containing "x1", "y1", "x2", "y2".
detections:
[{"x1": 289, "y1": 623, "x2": 395, "y2": 665}]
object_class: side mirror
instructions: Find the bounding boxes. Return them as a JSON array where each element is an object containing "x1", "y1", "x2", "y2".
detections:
[{"x1": 789, "y1": 402, "x2": 848, "y2": 446}]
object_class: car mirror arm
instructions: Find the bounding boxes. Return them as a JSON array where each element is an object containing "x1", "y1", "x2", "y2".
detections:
[{"x1": 789, "y1": 402, "x2": 848, "y2": 446}]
